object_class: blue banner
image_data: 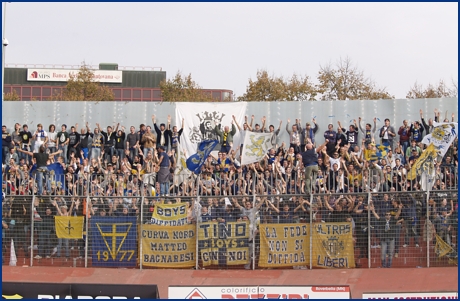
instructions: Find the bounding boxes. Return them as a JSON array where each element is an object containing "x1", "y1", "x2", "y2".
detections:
[
  {"x1": 30, "y1": 162, "x2": 66, "y2": 190},
  {"x1": 90, "y1": 216, "x2": 137, "y2": 267},
  {"x1": 186, "y1": 139, "x2": 219, "y2": 174}
]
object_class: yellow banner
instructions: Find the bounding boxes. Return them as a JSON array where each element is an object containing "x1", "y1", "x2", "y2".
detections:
[
  {"x1": 141, "y1": 224, "x2": 196, "y2": 268},
  {"x1": 312, "y1": 222, "x2": 355, "y2": 268},
  {"x1": 198, "y1": 221, "x2": 250, "y2": 267},
  {"x1": 151, "y1": 203, "x2": 188, "y2": 226},
  {"x1": 258, "y1": 224, "x2": 310, "y2": 268},
  {"x1": 407, "y1": 143, "x2": 437, "y2": 181},
  {"x1": 55, "y1": 216, "x2": 84, "y2": 239}
]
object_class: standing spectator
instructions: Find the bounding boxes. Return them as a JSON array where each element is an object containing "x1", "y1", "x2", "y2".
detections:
[
  {"x1": 56, "y1": 124, "x2": 69, "y2": 164},
  {"x1": 410, "y1": 121, "x2": 424, "y2": 146},
  {"x1": 11, "y1": 123, "x2": 22, "y2": 152},
  {"x1": 99, "y1": 123, "x2": 118, "y2": 162},
  {"x1": 339, "y1": 120, "x2": 358, "y2": 151},
  {"x1": 371, "y1": 202, "x2": 403, "y2": 268},
  {"x1": 137, "y1": 124, "x2": 146, "y2": 155},
  {"x1": 33, "y1": 123, "x2": 49, "y2": 154},
  {"x1": 2, "y1": 125, "x2": 12, "y2": 164},
  {"x1": 79, "y1": 123, "x2": 92, "y2": 160},
  {"x1": 90, "y1": 126, "x2": 104, "y2": 161},
  {"x1": 398, "y1": 120, "x2": 411, "y2": 156},
  {"x1": 286, "y1": 119, "x2": 301, "y2": 154},
  {"x1": 301, "y1": 138, "x2": 328, "y2": 194},
  {"x1": 419, "y1": 109, "x2": 435, "y2": 135},
  {"x1": 268, "y1": 120, "x2": 283, "y2": 148},
  {"x1": 300, "y1": 118, "x2": 318, "y2": 151},
  {"x1": 19, "y1": 124, "x2": 33, "y2": 164},
  {"x1": 157, "y1": 146, "x2": 171, "y2": 196},
  {"x1": 358, "y1": 117, "x2": 377, "y2": 148},
  {"x1": 141, "y1": 126, "x2": 156, "y2": 157},
  {"x1": 169, "y1": 118, "x2": 184, "y2": 155},
  {"x1": 114, "y1": 126, "x2": 126, "y2": 160},
  {"x1": 37, "y1": 206, "x2": 55, "y2": 259},
  {"x1": 53, "y1": 200, "x2": 73, "y2": 259},
  {"x1": 215, "y1": 121, "x2": 237, "y2": 154},
  {"x1": 68, "y1": 125, "x2": 81, "y2": 160},
  {"x1": 126, "y1": 126, "x2": 140, "y2": 161},
  {"x1": 153, "y1": 115, "x2": 171, "y2": 151},
  {"x1": 435, "y1": 208, "x2": 453, "y2": 246},
  {"x1": 47, "y1": 124, "x2": 58, "y2": 159},
  {"x1": 379, "y1": 118, "x2": 396, "y2": 150},
  {"x1": 323, "y1": 123, "x2": 337, "y2": 156}
]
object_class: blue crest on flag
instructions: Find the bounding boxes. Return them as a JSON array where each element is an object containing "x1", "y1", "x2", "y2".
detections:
[{"x1": 186, "y1": 139, "x2": 218, "y2": 174}]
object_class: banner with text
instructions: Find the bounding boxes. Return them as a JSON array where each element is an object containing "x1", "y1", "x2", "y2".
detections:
[
  {"x1": 151, "y1": 202, "x2": 188, "y2": 226},
  {"x1": 175, "y1": 102, "x2": 247, "y2": 161},
  {"x1": 312, "y1": 222, "x2": 355, "y2": 269},
  {"x1": 141, "y1": 224, "x2": 196, "y2": 268},
  {"x1": 258, "y1": 224, "x2": 310, "y2": 268},
  {"x1": 198, "y1": 221, "x2": 250, "y2": 267},
  {"x1": 90, "y1": 217, "x2": 137, "y2": 267}
]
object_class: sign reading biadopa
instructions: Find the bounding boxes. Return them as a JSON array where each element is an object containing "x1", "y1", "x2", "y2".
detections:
[{"x1": 168, "y1": 285, "x2": 350, "y2": 299}]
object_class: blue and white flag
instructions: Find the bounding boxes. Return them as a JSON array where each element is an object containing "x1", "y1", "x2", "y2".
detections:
[
  {"x1": 30, "y1": 162, "x2": 65, "y2": 189},
  {"x1": 186, "y1": 140, "x2": 219, "y2": 174},
  {"x1": 241, "y1": 132, "x2": 273, "y2": 165},
  {"x1": 422, "y1": 121, "x2": 458, "y2": 158}
]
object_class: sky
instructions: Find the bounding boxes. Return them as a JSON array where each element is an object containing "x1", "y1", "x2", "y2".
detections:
[{"x1": 2, "y1": 2, "x2": 458, "y2": 99}]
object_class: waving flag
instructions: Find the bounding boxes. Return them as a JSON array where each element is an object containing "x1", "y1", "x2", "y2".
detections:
[
  {"x1": 186, "y1": 140, "x2": 219, "y2": 174},
  {"x1": 30, "y1": 162, "x2": 66, "y2": 190},
  {"x1": 241, "y1": 132, "x2": 273, "y2": 165},
  {"x1": 55, "y1": 216, "x2": 84, "y2": 239},
  {"x1": 422, "y1": 121, "x2": 458, "y2": 158}
]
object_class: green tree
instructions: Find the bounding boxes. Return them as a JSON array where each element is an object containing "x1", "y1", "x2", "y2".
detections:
[
  {"x1": 3, "y1": 90, "x2": 20, "y2": 101},
  {"x1": 52, "y1": 63, "x2": 114, "y2": 101},
  {"x1": 316, "y1": 57, "x2": 394, "y2": 101},
  {"x1": 159, "y1": 71, "x2": 215, "y2": 102},
  {"x1": 237, "y1": 70, "x2": 316, "y2": 102},
  {"x1": 406, "y1": 79, "x2": 458, "y2": 99}
]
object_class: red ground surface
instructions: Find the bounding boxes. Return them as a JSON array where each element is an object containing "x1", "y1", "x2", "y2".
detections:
[{"x1": 2, "y1": 265, "x2": 458, "y2": 298}]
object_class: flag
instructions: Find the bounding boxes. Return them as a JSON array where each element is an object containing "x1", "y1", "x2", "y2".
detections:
[
  {"x1": 407, "y1": 143, "x2": 438, "y2": 182},
  {"x1": 9, "y1": 239, "x2": 16, "y2": 266},
  {"x1": 422, "y1": 121, "x2": 458, "y2": 158},
  {"x1": 30, "y1": 162, "x2": 66, "y2": 190},
  {"x1": 241, "y1": 132, "x2": 273, "y2": 165},
  {"x1": 176, "y1": 102, "x2": 247, "y2": 161},
  {"x1": 90, "y1": 217, "x2": 137, "y2": 267},
  {"x1": 368, "y1": 142, "x2": 390, "y2": 161},
  {"x1": 55, "y1": 216, "x2": 84, "y2": 239},
  {"x1": 174, "y1": 142, "x2": 192, "y2": 186},
  {"x1": 186, "y1": 139, "x2": 219, "y2": 174}
]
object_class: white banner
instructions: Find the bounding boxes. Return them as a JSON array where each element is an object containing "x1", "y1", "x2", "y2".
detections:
[
  {"x1": 168, "y1": 285, "x2": 350, "y2": 299},
  {"x1": 362, "y1": 292, "x2": 458, "y2": 299},
  {"x1": 175, "y1": 102, "x2": 247, "y2": 159},
  {"x1": 174, "y1": 142, "x2": 192, "y2": 185},
  {"x1": 27, "y1": 68, "x2": 123, "y2": 83},
  {"x1": 421, "y1": 121, "x2": 458, "y2": 158},
  {"x1": 241, "y1": 131, "x2": 274, "y2": 165}
]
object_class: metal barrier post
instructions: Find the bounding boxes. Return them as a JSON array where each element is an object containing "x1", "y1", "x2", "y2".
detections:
[
  {"x1": 368, "y1": 186, "x2": 371, "y2": 268},
  {"x1": 85, "y1": 195, "x2": 89, "y2": 268},
  {"x1": 425, "y1": 174, "x2": 431, "y2": 268},
  {"x1": 195, "y1": 176, "x2": 200, "y2": 270},
  {"x1": 140, "y1": 193, "x2": 144, "y2": 271},
  {"x1": 30, "y1": 194, "x2": 35, "y2": 267},
  {"x1": 309, "y1": 192, "x2": 313, "y2": 270}
]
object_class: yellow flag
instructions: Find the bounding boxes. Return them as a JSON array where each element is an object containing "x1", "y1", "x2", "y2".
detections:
[
  {"x1": 55, "y1": 216, "x2": 84, "y2": 239},
  {"x1": 407, "y1": 143, "x2": 438, "y2": 181}
]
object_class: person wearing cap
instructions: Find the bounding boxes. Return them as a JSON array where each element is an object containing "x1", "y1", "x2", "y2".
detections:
[
  {"x1": 299, "y1": 118, "x2": 318, "y2": 152},
  {"x1": 152, "y1": 114, "x2": 172, "y2": 152},
  {"x1": 56, "y1": 124, "x2": 69, "y2": 164}
]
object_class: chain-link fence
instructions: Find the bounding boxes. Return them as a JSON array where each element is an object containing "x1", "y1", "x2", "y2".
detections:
[{"x1": 2, "y1": 169, "x2": 457, "y2": 269}]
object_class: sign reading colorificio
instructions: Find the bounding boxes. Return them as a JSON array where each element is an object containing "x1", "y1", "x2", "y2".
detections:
[{"x1": 27, "y1": 68, "x2": 123, "y2": 83}]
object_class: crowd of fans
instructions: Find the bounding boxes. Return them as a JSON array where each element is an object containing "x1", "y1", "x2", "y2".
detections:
[{"x1": 1, "y1": 109, "x2": 458, "y2": 267}]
